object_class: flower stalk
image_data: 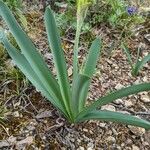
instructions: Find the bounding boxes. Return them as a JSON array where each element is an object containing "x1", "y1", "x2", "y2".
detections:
[{"x1": 73, "y1": 0, "x2": 95, "y2": 79}]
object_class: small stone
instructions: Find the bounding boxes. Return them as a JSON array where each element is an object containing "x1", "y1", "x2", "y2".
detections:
[
  {"x1": 126, "y1": 147, "x2": 132, "y2": 150},
  {"x1": 121, "y1": 143, "x2": 125, "y2": 147},
  {"x1": 116, "y1": 146, "x2": 121, "y2": 150},
  {"x1": 115, "y1": 83, "x2": 124, "y2": 90},
  {"x1": 115, "y1": 99, "x2": 123, "y2": 104},
  {"x1": 78, "y1": 146, "x2": 85, "y2": 150},
  {"x1": 106, "y1": 59, "x2": 113, "y2": 65},
  {"x1": 134, "y1": 78, "x2": 141, "y2": 84},
  {"x1": 13, "y1": 111, "x2": 20, "y2": 117},
  {"x1": 87, "y1": 147, "x2": 93, "y2": 150},
  {"x1": 128, "y1": 126, "x2": 145, "y2": 136},
  {"x1": 68, "y1": 67, "x2": 73, "y2": 77},
  {"x1": 87, "y1": 141, "x2": 94, "y2": 147},
  {"x1": 99, "y1": 123, "x2": 106, "y2": 128},
  {"x1": 144, "y1": 34, "x2": 150, "y2": 42},
  {"x1": 101, "y1": 105, "x2": 116, "y2": 111},
  {"x1": 140, "y1": 94, "x2": 150, "y2": 103},
  {"x1": 106, "y1": 136, "x2": 116, "y2": 143},
  {"x1": 0, "y1": 141, "x2": 10, "y2": 148},
  {"x1": 77, "y1": 139, "x2": 81, "y2": 143},
  {"x1": 143, "y1": 76, "x2": 148, "y2": 82},
  {"x1": 26, "y1": 125, "x2": 35, "y2": 131},
  {"x1": 83, "y1": 128, "x2": 88, "y2": 132},
  {"x1": 36, "y1": 110, "x2": 52, "y2": 119},
  {"x1": 144, "y1": 131, "x2": 150, "y2": 144},
  {"x1": 112, "y1": 128, "x2": 118, "y2": 135},
  {"x1": 132, "y1": 145, "x2": 140, "y2": 150},
  {"x1": 142, "y1": 141, "x2": 149, "y2": 146},
  {"x1": 89, "y1": 130, "x2": 93, "y2": 134},
  {"x1": 124, "y1": 100, "x2": 133, "y2": 107},
  {"x1": 70, "y1": 138, "x2": 75, "y2": 142},
  {"x1": 44, "y1": 53, "x2": 53, "y2": 60},
  {"x1": 126, "y1": 139, "x2": 132, "y2": 145}
]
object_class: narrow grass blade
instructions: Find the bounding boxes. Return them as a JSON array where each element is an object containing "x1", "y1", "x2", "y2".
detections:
[
  {"x1": 44, "y1": 7, "x2": 72, "y2": 119},
  {"x1": 0, "y1": 31, "x2": 68, "y2": 117},
  {"x1": 133, "y1": 53, "x2": 150, "y2": 76},
  {"x1": 82, "y1": 38, "x2": 102, "y2": 77},
  {"x1": 136, "y1": 47, "x2": 141, "y2": 63},
  {"x1": 121, "y1": 44, "x2": 133, "y2": 69},
  {"x1": 78, "y1": 110, "x2": 150, "y2": 130},
  {"x1": 0, "y1": 1, "x2": 61, "y2": 101},
  {"x1": 77, "y1": 83, "x2": 150, "y2": 120},
  {"x1": 72, "y1": 74, "x2": 90, "y2": 116}
]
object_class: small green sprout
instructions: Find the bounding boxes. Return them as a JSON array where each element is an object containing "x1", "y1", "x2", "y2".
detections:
[{"x1": 122, "y1": 44, "x2": 150, "y2": 76}]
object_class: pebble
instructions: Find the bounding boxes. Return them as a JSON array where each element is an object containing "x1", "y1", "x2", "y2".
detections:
[
  {"x1": 143, "y1": 76, "x2": 148, "y2": 82},
  {"x1": 101, "y1": 105, "x2": 116, "y2": 111},
  {"x1": 26, "y1": 125, "x2": 35, "y2": 131},
  {"x1": 89, "y1": 130, "x2": 94, "y2": 134},
  {"x1": 142, "y1": 141, "x2": 149, "y2": 146},
  {"x1": 144, "y1": 34, "x2": 150, "y2": 42},
  {"x1": 0, "y1": 141, "x2": 10, "y2": 148},
  {"x1": 121, "y1": 143, "x2": 125, "y2": 147},
  {"x1": 128, "y1": 126, "x2": 145, "y2": 136},
  {"x1": 36, "y1": 110, "x2": 52, "y2": 119},
  {"x1": 87, "y1": 142, "x2": 94, "y2": 148},
  {"x1": 124, "y1": 100, "x2": 133, "y2": 107},
  {"x1": 13, "y1": 111, "x2": 20, "y2": 117},
  {"x1": 134, "y1": 78, "x2": 141, "y2": 84},
  {"x1": 78, "y1": 146, "x2": 85, "y2": 150},
  {"x1": 140, "y1": 94, "x2": 150, "y2": 103},
  {"x1": 115, "y1": 99, "x2": 123, "y2": 104},
  {"x1": 99, "y1": 123, "x2": 106, "y2": 128},
  {"x1": 116, "y1": 146, "x2": 121, "y2": 150},
  {"x1": 87, "y1": 147, "x2": 93, "y2": 150},
  {"x1": 115, "y1": 83, "x2": 124, "y2": 90},
  {"x1": 106, "y1": 136, "x2": 116, "y2": 143},
  {"x1": 132, "y1": 145, "x2": 140, "y2": 150},
  {"x1": 44, "y1": 53, "x2": 53, "y2": 60},
  {"x1": 67, "y1": 67, "x2": 73, "y2": 76},
  {"x1": 112, "y1": 128, "x2": 118, "y2": 135},
  {"x1": 83, "y1": 128, "x2": 88, "y2": 132},
  {"x1": 126, "y1": 139, "x2": 132, "y2": 145}
]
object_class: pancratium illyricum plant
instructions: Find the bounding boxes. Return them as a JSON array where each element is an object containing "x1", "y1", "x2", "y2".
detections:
[
  {"x1": 0, "y1": 0, "x2": 150, "y2": 129},
  {"x1": 73, "y1": 0, "x2": 96, "y2": 78}
]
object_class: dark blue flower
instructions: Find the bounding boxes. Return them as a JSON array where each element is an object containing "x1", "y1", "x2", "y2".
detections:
[{"x1": 127, "y1": 6, "x2": 137, "y2": 15}]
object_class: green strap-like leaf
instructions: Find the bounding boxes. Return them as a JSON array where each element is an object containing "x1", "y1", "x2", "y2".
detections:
[
  {"x1": 0, "y1": 1, "x2": 61, "y2": 102},
  {"x1": 77, "y1": 83, "x2": 150, "y2": 120},
  {"x1": 121, "y1": 44, "x2": 133, "y2": 69},
  {"x1": 44, "y1": 7, "x2": 72, "y2": 119},
  {"x1": 77, "y1": 110, "x2": 150, "y2": 130},
  {"x1": 73, "y1": 38, "x2": 101, "y2": 113},
  {"x1": 82, "y1": 38, "x2": 102, "y2": 77},
  {"x1": 0, "y1": 31, "x2": 68, "y2": 117},
  {"x1": 72, "y1": 74, "x2": 90, "y2": 116},
  {"x1": 133, "y1": 53, "x2": 150, "y2": 76}
]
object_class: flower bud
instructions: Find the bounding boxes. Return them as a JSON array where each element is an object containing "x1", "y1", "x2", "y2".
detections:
[
  {"x1": 77, "y1": 0, "x2": 95, "y2": 14},
  {"x1": 77, "y1": 0, "x2": 95, "y2": 25}
]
